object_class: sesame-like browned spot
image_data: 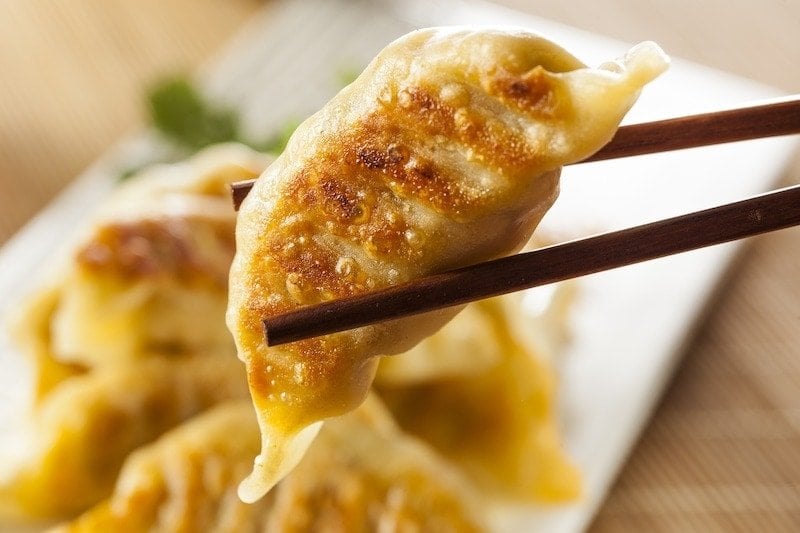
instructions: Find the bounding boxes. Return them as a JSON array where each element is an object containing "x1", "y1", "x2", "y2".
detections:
[
  {"x1": 355, "y1": 145, "x2": 405, "y2": 170},
  {"x1": 319, "y1": 179, "x2": 366, "y2": 223},
  {"x1": 400, "y1": 87, "x2": 455, "y2": 131},
  {"x1": 266, "y1": 232, "x2": 344, "y2": 302},
  {"x1": 488, "y1": 66, "x2": 559, "y2": 117},
  {"x1": 77, "y1": 216, "x2": 235, "y2": 286},
  {"x1": 283, "y1": 170, "x2": 369, "y2": 226},
  {"x1": 400, "y1": 159, "x2": 465, "y2": 213}
]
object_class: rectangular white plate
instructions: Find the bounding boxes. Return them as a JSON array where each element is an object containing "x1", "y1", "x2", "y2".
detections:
[{"x1": 1, "y1": 1, "x2": 797, "y2": 531}]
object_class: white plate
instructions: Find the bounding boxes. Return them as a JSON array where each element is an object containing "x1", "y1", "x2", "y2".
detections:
[{"x1": 1, "y1": 1, "x2": 797, "y2": 531}]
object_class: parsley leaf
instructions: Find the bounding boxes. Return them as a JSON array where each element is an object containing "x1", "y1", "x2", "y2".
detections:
[{"x1": 148, "y1": 77, "x2": 242, "y2": 151}]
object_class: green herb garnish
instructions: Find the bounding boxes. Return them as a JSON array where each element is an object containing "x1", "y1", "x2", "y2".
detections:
[
  {"x1": 121, "y1": 66, "x2": 360, "y2": 180},
  {"x1": 148, "y1": 77, "x2": 242, "y2": 151}
]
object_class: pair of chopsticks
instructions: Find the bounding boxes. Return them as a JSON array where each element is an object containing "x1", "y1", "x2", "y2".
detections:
[{"x1": 230, "y1": 96, "x2": 800, "y2": 347}]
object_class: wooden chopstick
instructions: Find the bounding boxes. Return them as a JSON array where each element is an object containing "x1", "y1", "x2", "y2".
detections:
[
  {"x1": 263, "y1": 183, "x2": 800, "y2": 346},
  {"x1": 580, "y1": 95, "x2": 800, "y2": 163},
  {"x1": 230, "y1": 96, "x2": 800, "y2": 210}
]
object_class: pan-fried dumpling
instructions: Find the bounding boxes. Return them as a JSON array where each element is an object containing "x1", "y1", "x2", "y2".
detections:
[
  {"x1": 375, "y1": 297, "x2": 503, "y2": 385},
  {"x1": 1, "y1": 356, "x2": 248, "y2": 519},
  {"x1": 266, "y1": 395, "x2": 486, "y2": 532},
  {"x1": 47, "y1": 144, "x2": 270, "y2": 368},
  {"x1": 1, "y1": 145, "x2": 268, "y2": 521},
  {"x1": 5, "y1": 144, "x2": 268, "y2": 401},
  {"x1": 56, "y1": 397, "x2": 486, "y2": 532},
  {"x1": 376, "y1": 278, "x2": 575, "y2": 385},
  {"x1": 227, "y1": 27, "x2": 668, "y2": 501},
  {"x1": 52, "y1": 402, "x2": 270, "y2": 533},
  {"x1": 377, "y1": 291, "x2": 580, "y2": 501}
]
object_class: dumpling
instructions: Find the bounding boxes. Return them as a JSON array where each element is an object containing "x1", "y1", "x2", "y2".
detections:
[
  {"x1": 45, "y1": 144, "x2": 270, "y2": 368},
  {"x1": 56, "y1": 397, "x2": 486, "y2": 532},
  {"x1": 266, "y1": 395, "x2": 486, "y2": 532},
  {"x1": 1, "y1": 144, "x2": 269, "y2": 520},
  {"x1": 376, "y1": 292, "x2": 580, "y2": 501},
  {"x1": 3, "y1": 143, "x2": 268, "y2": 400},
  {"x1": 0, "y1": 356, "x2": 248, "y2": 519},
  {"x1": 52, "y1": 402, "x2": 271, "y2": 533},
  {"x1": 376, "y1": 274, "x2": 575, "y2": 386},
  {"x1": 374, "y1": 295, "x2": 504, "y2": 385},
  {"x1": 227, "y1": 27, "x2": 668, "y2": 501}
]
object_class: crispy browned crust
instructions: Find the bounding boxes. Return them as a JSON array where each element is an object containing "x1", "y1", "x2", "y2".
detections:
[{"x1": 77, "y1": 216, "x2": 235, "y2": 287}]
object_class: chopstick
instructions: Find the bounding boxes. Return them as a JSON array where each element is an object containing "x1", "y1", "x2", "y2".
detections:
[
  {"x1": 263, "y1": 183, "x2": 800, "y2": 346},
  {"x1": 230, "y1": 96, "x2": 800, "y2": 210},
  {"x1": 579, "y1": 95, "x2": 800, "y2": 163}
]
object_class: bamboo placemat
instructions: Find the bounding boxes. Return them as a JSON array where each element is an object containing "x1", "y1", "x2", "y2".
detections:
[{"x1": 1, "y1": 1, "x2": 798, "y2": 531}]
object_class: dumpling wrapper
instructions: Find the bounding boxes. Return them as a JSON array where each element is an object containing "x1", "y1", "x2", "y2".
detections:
[
  {"x1": 45, "y1": 144, "x2": 270, "y2": 368},
  {"x1": 377, "y1": 292, "x2": 580, "y2": 501},
  {"x1": 265, "y1": 395, "x2": 486, "y2": 532},
  {"x1": 0, "y1": 356, "x2": 248, "y2": 519},
  {"x1": 1, "y1": 145, "x2": 271, "y2": 521},
  {"x1": 55, "y1": 397, "x2": 486, "y2": 532},
  {"x1": 375, "y1": 279, "x2": 574, "y2": 385},
  {"x1": 227, "y1": 27, "x2": 668, "y2": 501},
  {"x1": 51, "y1": 402, "x2": 270, "y2": 533}
]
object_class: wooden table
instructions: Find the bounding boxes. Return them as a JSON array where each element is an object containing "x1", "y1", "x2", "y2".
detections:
[{"x1": 1, "y1": 1, "x2": 798, "y2": 530}]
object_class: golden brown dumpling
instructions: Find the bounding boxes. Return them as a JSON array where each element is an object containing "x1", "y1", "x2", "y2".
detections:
[
  {"x1": 47, "y1": 144, "x2": 270, "y2": 368},
  {"x1": 52, "y1": 402, "x2": 270, "y2": 533},
  {"x1": 56, "y1": 397, "x2": 486, "y2": 533},
  {"x1": 267, "y1": 395, "x2": 486, "y2": 532},
  {"x1": 4, "y1": 143, "x2": 268, "y2": 402},
  {"x1": 0, "y1": 356, "x2": 247, "y2": 520},
  {"x1": 227, "y1": 27, "x2": 667, "y2": 501},
  {"x1": 376, "y1": 280, "x2": 575, "y2": 385},
  {"x1": 0, "y1": 144, "x2": 271, "y2": 521},
  {"x1": 377, "y1": 292, "x2": 580, "y2": 501}
]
